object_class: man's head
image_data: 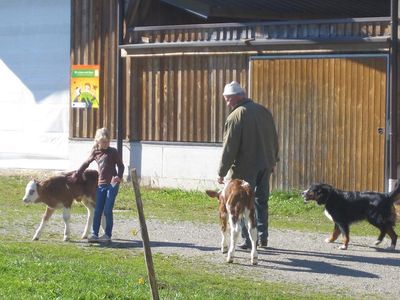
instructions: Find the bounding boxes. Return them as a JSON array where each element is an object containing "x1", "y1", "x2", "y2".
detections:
[{"x1": 223, "y1": 81, "x2": 246, "y2": 108}]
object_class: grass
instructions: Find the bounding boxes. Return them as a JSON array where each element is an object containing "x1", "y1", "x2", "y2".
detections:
[
  {"x1": 0, "y1": 174, "x2": 377, "y2": 299},
  {"x1": 0, "y1": 242, "x2": 349, "y2": 300}
]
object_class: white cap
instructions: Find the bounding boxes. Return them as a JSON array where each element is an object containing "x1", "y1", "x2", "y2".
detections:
[{"x1": 223, "y1": 81, "x2": 244, "y2": 96}]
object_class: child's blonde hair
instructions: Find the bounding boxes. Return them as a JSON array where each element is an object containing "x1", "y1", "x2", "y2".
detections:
[{"x1": 94, "y1": 127, "x2": 110, "y2": 149}]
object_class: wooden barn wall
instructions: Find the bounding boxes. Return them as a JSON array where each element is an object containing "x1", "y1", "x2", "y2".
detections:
[
  {"x1": 250, "y1": 56, "x2": 387, "y2": 192},
  {"x1": 70, "y1": 0, "x2": 119, "y2": 139},
  {"x1": 125, "y1": 55, "x2": 249, "y2": 142}
]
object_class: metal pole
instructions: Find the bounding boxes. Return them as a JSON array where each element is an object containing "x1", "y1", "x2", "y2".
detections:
[
  {"x1": 389, "y1": 0, "x2": 399, "y2": 191},
  {"x1": 130, "y1": 168, "x2": 159, "y2": 300},
  {"x1": 116, "y1": 0, "x2": 124, "y2": 156}
]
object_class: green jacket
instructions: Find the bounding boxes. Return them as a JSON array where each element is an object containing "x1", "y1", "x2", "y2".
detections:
[{"x1": 218, "y1": 99, "x2": 279, "y2": 179}]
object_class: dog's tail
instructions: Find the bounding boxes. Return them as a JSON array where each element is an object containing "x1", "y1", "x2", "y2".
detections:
[{"x1": 388, "y1": 180, "x2": 400, "y2": 204}]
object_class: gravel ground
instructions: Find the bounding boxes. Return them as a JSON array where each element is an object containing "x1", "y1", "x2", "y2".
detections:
[{"x1": 14, "y1": 213, "x2": 400, "y2": 300}]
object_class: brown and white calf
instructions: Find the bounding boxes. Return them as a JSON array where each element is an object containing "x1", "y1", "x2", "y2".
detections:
[
  {"x1": 206, "y1": 179, "x2": 258, "y2": 265},
  {"x1": 22, "y1": 169, "x2": 98, "y2": 241}
]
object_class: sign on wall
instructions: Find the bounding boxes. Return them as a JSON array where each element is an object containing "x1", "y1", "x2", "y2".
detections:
[{"x1": 70, "y1": 65, "x2": 100, "y2": 109}]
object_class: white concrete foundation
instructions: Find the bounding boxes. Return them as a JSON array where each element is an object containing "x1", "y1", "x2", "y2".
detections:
[{"x1": 68, "y1": 140, "x2": 223, "y2": 191}]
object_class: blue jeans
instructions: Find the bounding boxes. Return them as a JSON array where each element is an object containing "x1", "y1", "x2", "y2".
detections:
[
  {"x1": 234, "y1": 169, "x2": 271, "y2": 243},
  {"x1": 93, "y1": 184, "x2": 119, "y2": 237}
]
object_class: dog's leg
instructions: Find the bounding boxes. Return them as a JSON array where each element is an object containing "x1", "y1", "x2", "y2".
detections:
[
  {"x1": 33, "y1": 206, "x2": 55, "y2": 241},
  {"x1": 62, "y1": 207, "x2": 71, "y2": 241},
  {"x1": 374, "y1": 227, "x2": 386, "y2": 246},
  {"x1": 81, "y1": 199, "x2": 94, "y2": 239},
  {"x1": 325, "y1": 223, "x2": 340, "y2": 243},
  {"x1": 227, "y1": 215, "x2": 239, "y2": 263},
  {"x1": 385, "y1": 227, "x2": 397, "y2": 251},
  {"x1": 338, "y1": 223, "x2": 349, "y2": 250}
]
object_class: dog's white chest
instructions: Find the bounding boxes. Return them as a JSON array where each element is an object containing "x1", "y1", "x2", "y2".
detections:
[{"x1": 324, "y1": 209, "x2": 334, "y2": 222}]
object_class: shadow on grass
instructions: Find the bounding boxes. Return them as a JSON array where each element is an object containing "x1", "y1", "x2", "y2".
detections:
[
  {"x1": 81, "y1": 239, "x2": 220, "y2": 251},
  {"x1": 148, "y1": 240, "x2": 219, "y2": 252}
]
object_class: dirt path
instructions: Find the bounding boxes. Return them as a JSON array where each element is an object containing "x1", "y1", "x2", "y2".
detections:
[{"x1": 27, "y1": 214, "x2": 400, "y2": 299}]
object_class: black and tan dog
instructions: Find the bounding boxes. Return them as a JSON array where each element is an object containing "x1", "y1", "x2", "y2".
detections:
[{"x1": 302, "y1": 182, "x2": 400, "y2": 250}]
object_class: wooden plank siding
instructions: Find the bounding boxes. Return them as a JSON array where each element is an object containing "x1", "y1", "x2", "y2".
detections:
[
  {"x1": 70, "y1": 2, "x2": 399, "y2": 191},
  {"x1": 70, "y1": 0, "x2": 119, "y2": 139},
  {"x1": 127, "y1": 55, "x2": 249, "y2": 142},
  {"x1": 250, "y1": 56, "x2": 387, "y2": 191}
]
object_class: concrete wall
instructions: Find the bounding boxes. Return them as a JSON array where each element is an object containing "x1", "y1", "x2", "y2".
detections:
[{"x1": 68, "y1": 141, "x2": 222, "y2": 191}]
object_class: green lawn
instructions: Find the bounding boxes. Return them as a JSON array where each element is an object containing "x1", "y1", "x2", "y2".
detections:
[{"x1": 0, "y1": 242, "x2": 351, "y2": 300}]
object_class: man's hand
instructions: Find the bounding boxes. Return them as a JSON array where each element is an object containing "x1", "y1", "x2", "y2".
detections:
[{"x1": 217, "y1": 176, "x2": 225, "y2": 184}]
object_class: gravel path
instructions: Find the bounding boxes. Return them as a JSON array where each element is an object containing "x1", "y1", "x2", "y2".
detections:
[{"x1": 27, "y1": 214, "x2": 400, "y2": 299}]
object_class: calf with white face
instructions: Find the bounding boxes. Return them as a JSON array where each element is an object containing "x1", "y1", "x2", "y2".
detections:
[
  {"x1": 23, "y1": 170, "x2": 98, "y2": 241},
  {"x1": 206, "y1": 179, "x2": 258, "y2": 265}
]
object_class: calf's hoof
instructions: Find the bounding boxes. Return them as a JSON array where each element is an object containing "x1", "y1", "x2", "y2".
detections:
[
  {"x1": 324, "y1": 238, "x2": 333, "y2": 243},
  {"x1": 221, "y1": 246, "x2": 228, "y2": 254},
  {"x1": 226, "y1": 258, "x2": 233, "y2": 263},
  {"x1": 63, "y1": 236, "x2": 70, "y2": 242},
  {"x1": 32, "y1": 236, "x2": 39, "y2": 241},
  {"x1": 339, "y1": 245, "x2": 347, "y2": 250},
  {"x1": 374, "y1": 240, "x2": 382, "y2": 246},
  {"x1": 251, "y1": 258, "x2": 258, "y2": 265}
]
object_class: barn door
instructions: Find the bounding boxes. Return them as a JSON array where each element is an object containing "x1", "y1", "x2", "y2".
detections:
[{"x1": 250, "y1": 55, "x2": 387, "y2": 192}]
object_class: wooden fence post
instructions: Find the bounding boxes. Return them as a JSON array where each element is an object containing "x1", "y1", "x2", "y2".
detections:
[{"x1": 130, "y1": 168, "x2": 159, "y2": 300}]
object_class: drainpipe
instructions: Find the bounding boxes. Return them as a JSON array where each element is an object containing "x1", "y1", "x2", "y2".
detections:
[
  {"x1": 116, "y1": 0, "x2": 124, "y2": 156},
  {"x1": 389, "y1": 0, "x2": 399, "y2": 191}
]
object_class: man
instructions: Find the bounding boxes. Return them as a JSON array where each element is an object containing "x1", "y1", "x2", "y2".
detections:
[{"x1": 217, "y1": 81, "x2": 279, "y2": 249}]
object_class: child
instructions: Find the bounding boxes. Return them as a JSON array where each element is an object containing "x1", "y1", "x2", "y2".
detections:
[{"x1": 74, "y1": 127, "x2": 124, "y2": 242}]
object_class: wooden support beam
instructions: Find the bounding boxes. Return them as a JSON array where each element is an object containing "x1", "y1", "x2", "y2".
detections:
[{"x1": 130, "y1": 168, "x2": 159, "y2": 300}]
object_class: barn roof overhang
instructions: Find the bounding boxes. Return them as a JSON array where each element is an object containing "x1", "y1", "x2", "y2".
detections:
[
  {"x1": 120, "y1": 37, "x2": 390, "y2": 57},
  {"x1": 120, "y1": 17, "x2": 392, "y2": 57}
]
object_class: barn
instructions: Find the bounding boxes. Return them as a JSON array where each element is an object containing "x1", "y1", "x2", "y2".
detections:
[{"x1": 1, "y1": 0, "x2": 398, "y2": 192}]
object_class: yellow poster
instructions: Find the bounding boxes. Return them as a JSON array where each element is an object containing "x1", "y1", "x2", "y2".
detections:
[{"x1": 70, "y1": 65, "x2": 100, "y2": 109}]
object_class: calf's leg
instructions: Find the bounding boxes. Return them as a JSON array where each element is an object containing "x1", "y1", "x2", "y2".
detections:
[
  {"x1": 220, "y1": 216, "x2": 228, "y2": 253},
  {"x1": 63, "y1": 207, "x2": 71, "y2": 241},
  {"x1": 81, "y1": 199, "x2": 94, "y2": 239},
  {"x1": 33, "y1": 206, "x2": 55, "y2": 241},
  {"x1": 227, "y1": 215, "x2": 240, "y2": 263},
  {"x1": 247, "y1": 219, "x2": 258, "y2": 265},
  {"x1": 221, "y1": 230, "x2": 229, "y2": 253}
]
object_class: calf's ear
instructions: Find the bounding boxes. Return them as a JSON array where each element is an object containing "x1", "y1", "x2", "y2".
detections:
[{"x1": 205, "y1": 190, "x2": 219, "y2": 198}]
